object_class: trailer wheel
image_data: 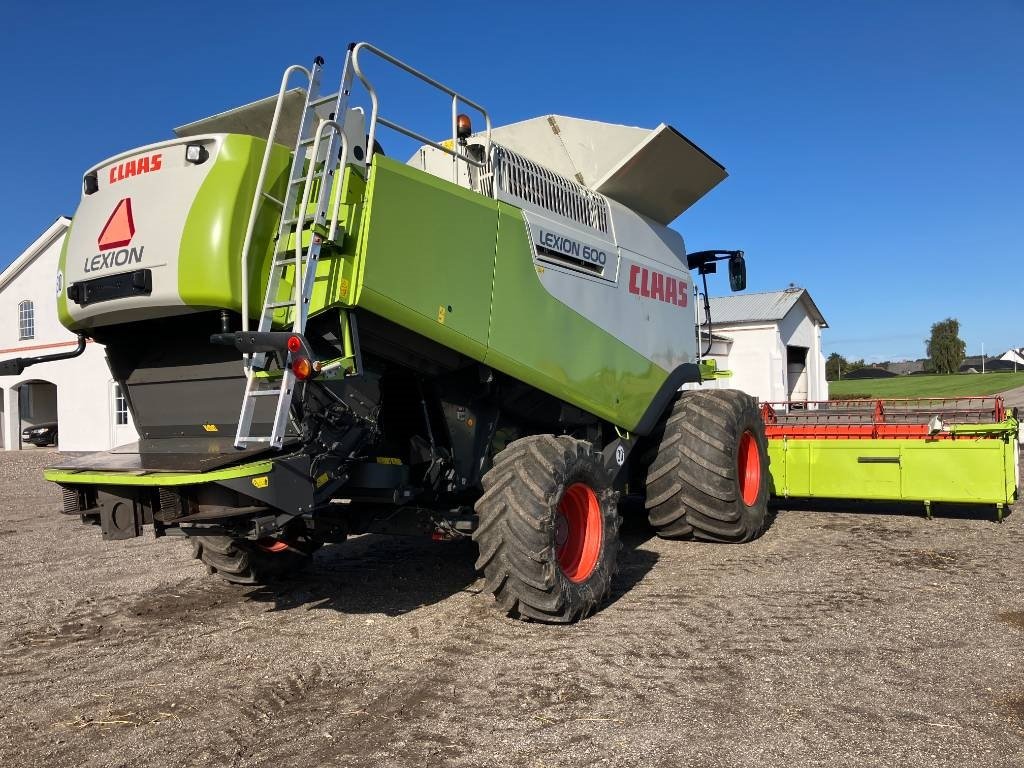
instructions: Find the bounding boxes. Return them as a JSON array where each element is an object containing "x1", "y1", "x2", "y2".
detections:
[
  {"x1": 473, "y1": 435, "x2": 621, "y2": 623},
  {"x1": 190, "y1": 534, "x2": 316, "y2": 586},
  {"x1": 645, "y1": 389, "x2": 770, "y2": 542}
]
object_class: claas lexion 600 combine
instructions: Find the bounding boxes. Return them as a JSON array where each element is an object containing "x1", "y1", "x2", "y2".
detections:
[
  {"x1": 0, "y1": 43, "x2": 766, "y2": 621},
  {"x1": 11, "y1": 43, "x2": 1014, "y2": 623}
]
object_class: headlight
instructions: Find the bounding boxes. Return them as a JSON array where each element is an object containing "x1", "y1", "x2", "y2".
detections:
[
  {"x1": 185, "y1": 143, "x2": 209, "y2": 164},
  {"x1": 31, "y1": 427, "x2": 48, "y2": 434}
]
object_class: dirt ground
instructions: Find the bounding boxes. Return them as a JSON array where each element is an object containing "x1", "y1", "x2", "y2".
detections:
[{"x1": 0, "y1": 449, "x2": 1022, "y2": 768}]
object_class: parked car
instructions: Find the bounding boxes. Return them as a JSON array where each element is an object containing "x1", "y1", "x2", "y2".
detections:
[{"x1": 21, "y1": 422, "x2": 58, "y2": 447}]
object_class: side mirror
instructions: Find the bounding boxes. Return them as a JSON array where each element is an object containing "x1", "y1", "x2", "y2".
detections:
[{"x1": 728, "y1": 252, "x2": 746, "y2": 292}]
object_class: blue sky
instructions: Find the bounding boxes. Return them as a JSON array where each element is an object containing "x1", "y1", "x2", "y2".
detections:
[{"x1": 2, "y1": 1, "x2": 1020, "y2": 362}]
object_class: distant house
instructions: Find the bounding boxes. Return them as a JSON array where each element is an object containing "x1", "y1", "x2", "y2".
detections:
[
  {"x1": 691, "y1": 287, "x2": 828, "y2": 403},
  {"x1": 885, "y1": 359, "x2": 927, "y2": 375},
  {"x1": 960, "y1": 354, "x2": 1018, "y2": 373},
  {"x1": 843, "y1": 367, "x2": 897, "y2": 380},
  {"x1": 1000, "y1": 348, "x2": 1024, "y2": 368}
]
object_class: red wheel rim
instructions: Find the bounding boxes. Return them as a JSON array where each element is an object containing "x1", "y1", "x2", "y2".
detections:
[
  {"x1": 555, "y1": 483, "x2": 603, "y2": 583},
  {"x1": 257, "y1": 537, "x2": 290, "y2": 553},
  {"x1": 737, "y1": 430, "x2": 762, "y2": 506}
]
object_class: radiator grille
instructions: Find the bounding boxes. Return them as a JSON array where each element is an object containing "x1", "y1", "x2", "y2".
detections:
[{"x1": 491, "y1": 144, "x2": 610, "y2": 234}]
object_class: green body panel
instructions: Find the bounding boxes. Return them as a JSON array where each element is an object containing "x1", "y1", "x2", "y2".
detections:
[
  {"x1": 768, "y1": 429, "x2": 1019, "y2": 505},
  {"x1": 342, "y1": 156, "x2": 669, "y2": 430},
  {"x1": 280, "y1": 166, "x2": 367, "y2": 327},
  {"x1": 56, "y1": 221, "x2": 73, "y2": 327},
  {"x1": 485, "y1": 203, "x2": 667, "y2": 431},
  {"x1": 178, "y1": 135, "x2": 291, "y2": 316},
  {"x1": 354, "y1": 156, "x2": 496, "y2": 360},
  {"x1": 43, "y1": 459, "x2": 273, "y2": 487}
]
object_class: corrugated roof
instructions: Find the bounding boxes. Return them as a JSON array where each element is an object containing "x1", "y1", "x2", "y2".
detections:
[{"x1": 708, "y1": 288, "x2": 827, "y2": 327}]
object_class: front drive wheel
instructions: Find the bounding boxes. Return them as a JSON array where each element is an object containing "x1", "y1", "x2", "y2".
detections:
[
  {"x1": 645, "y1": 389, "x2": 770, "y2": 542},
  {"x1": 473, "y1": 435, "x2": 621, "y2": 623}
]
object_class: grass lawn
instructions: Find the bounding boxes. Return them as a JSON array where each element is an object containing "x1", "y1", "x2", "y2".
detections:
[{"x1": 829, "y1": 372, "x2": 1024, "y2": 399}]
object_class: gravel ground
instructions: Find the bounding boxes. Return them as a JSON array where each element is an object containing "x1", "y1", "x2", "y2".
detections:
[{"x1": 0, "y1": 449, "x2": 1022, "y2": 768}]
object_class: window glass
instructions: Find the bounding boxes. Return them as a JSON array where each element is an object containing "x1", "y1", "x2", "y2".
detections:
[
  {"x1": 113, "y1": 384, "x2": 128, "y2": 426},
  {"x1": 18, "y1": 300, "x2": 34, "y2": 340}
]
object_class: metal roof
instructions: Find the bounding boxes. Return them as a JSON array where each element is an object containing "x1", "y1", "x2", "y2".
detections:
[{"x1": 708, "y1": 288, "x2": 828, "y2": 327}]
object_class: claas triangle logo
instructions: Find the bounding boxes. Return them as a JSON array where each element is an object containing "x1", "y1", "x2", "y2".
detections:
[{"x1": 97, "y1": 198, "x2": 135, "y2": 250}]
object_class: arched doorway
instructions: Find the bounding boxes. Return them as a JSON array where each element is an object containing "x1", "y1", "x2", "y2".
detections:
[{"x1": 13, "y1": 379, "x2": 59, "y2": 449}]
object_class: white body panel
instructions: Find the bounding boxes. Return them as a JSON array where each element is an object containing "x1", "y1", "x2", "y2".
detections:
[
  {"x1": 521, "y1": 209, "x2": 695, "y2": 369},
  {"x1": 62, "y1": 135, "x2": 222, "y2": 327}
]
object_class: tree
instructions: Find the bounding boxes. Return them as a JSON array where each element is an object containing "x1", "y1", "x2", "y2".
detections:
[
  {"x1": 826, "y1": 352, "x2": 847, "y2": 381},
  {"x1": 926, "y1": 318, "x2": 966, "y2": 374}
]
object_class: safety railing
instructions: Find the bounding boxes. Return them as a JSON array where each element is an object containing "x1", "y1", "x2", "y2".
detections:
[
  {"x1": 239, "y1": 63, "x2": 315, "y2": 332},
  {"x1": 350, "y1": 42, "x2": 492, "y2": 186}
]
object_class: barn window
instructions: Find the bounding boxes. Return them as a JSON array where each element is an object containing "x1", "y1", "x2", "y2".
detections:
[
  {"x1": 18, "y1": 300, "x2": 34, "y2": 340},
  {"x1": 113, "y1": 383, "x2": 128, "y2": 426}
]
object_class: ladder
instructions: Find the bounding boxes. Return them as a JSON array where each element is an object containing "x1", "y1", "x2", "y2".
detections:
[{"x1": 234, "y1": 53, "x2": 357, "y2": 449}]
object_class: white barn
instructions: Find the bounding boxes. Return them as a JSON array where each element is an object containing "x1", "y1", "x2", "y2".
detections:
[
  {"x1": 694, "y1": 287, "x2": 829, "y2": 404},
  {"x1": 0, "y1": 219, "x2": 138, "y2": 451}
]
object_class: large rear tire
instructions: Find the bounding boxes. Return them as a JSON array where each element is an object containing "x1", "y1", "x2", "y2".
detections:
[
  {"x1": 645, "y1": 389, "x2": 770, "y2": 542},
  {"x1": 190, "y1": 535, "x2": 316, "y2": 586},
  {"x1": 473, "y1": 435, "x2": 620, "y2": 623}
]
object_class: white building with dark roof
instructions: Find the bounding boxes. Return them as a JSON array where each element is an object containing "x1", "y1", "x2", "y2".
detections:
[
  {"x1": 692, "y1": 287, "x2": 829, "y2": 404},
  {"x1": 0, "y1": 219, "x2": 138, "y2": 450}
]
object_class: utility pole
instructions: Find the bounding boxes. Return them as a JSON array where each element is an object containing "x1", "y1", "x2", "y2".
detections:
[{"x1": 982, "y1": 342, "x2": 985, "y2": 375}]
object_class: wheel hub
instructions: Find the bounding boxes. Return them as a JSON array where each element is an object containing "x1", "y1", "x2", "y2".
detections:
[
  {"x1": 737, "y1": 430, "x2": 762, "y2": 506},
  {"x1": 555, "y1": 483, "x2": 603, "y2": 583}
]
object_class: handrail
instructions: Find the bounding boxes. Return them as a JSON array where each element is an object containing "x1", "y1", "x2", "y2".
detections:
[
  {"x1": 239, "y1": 64, "x2": 312, "y2": 333},
  {"x1": 291, "y1": 118, "x2": 348, "y2": 331},
  {"x1": 349, "y1": 42, "x2": 492, "y2": 183}
]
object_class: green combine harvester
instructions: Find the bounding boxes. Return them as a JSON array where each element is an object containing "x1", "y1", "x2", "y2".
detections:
[
  {"x1": 1, "y1": 44, "x2": 1016, "y2": 622},
  {"x1": 0, "y1": 43, "x2": 766, "y2": 622}
]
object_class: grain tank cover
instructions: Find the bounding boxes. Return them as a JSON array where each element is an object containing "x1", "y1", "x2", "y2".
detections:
[
  {"x1": 174, "y1": 89, "x2": 308, "y2": 147},
  {"x1": 487, "y1": 115, "x2": 727, "y2": 225}
]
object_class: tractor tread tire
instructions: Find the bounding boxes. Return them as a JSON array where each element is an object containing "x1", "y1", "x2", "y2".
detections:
[
  {"x1": 645, "y1": 389, "x2": 770, "y2": 543},
  {"x1": 474, "y1": 434, "x2": 621, "y2": 623},
  {"x1": 191, "y1": 535, "x2": 312, "y2": 586}
]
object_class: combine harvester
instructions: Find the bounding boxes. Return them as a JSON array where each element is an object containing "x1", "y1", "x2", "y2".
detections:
[
  {"x1": 762, "y1": 397, "x2": 1019, "y2": 519},
  {"x1": 1, "y1": 44, "x2": 1016, "y2": 623},
  {"x1": 1, "y1": 43, "x2": 766, "y2": 622}
]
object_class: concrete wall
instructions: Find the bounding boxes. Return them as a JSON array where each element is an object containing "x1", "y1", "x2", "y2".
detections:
[{"x1": 0, "y1": 221, "x2": 138, "y2": 451}]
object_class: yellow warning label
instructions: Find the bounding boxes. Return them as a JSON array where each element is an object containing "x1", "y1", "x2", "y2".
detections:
[
  {"x1": 437, "y1": 305, "x2": 447, "y2": 324},
  {"x1": 315, "y1": 472, "x2": 330, "y2": 488},
  {"x1": 251, "y1": 476, "x2": 269, "y2": 489},
  {"x1": 441, "y1": 139, "x2": 454, "y2": 150},
  {"x1": 339, "y1": 278, "x2": 350, "y2": 298},
  {"x1": 202, "y1": 423, "x2": 218, "y2": 432},
  {"x1": 376, "y1": 457, "x2": 403, "y2": 465}
]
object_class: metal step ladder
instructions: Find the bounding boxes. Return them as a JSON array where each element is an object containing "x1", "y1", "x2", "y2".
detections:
[{"x1": 234, "y1": 52, "x2": 357, "y2": 449}]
